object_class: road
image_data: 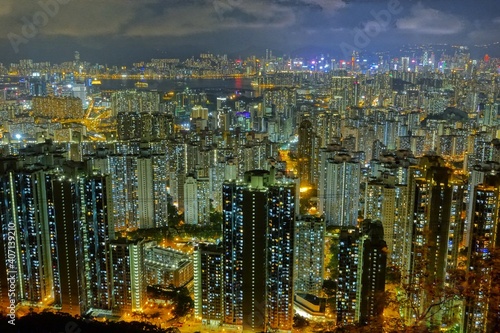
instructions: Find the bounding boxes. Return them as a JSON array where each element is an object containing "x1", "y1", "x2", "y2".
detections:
[{"x1": 177, "y1": 321, "x2": 241, "y2": 333}]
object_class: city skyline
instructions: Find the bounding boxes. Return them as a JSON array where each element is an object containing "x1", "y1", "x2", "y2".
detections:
[
  {"x1": 1, "y1": 16, "x2": 500, "y2": 330},
  {"x1": 0, "y1": 0, "x2": 500, "y2": 64}
]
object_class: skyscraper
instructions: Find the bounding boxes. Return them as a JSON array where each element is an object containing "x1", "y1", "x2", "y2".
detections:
[
  {"x1": 464, "y1": 174, "x2": 500, "y2": 333},
  {"x1": 151, "y1": 152, "x2": 169, "y2": 228},
  {"x1": 358, "y1": 220, "x2": 387, "y2": 326},
  {"x1": 81, "y1": 174, "x2": 115, "y2": 312},
  {"x1": 29, "y1": 73, "x2": 46, "y2": 96},
  {"x1": 222, "y1": 180, "x2": 245, "y2": 326},
  {"x1": 266, "y1": 179, "x2": 295, "y2": 331},
  {"x1": 52, "y1": 178, "x2": 86, "y2": 315},
  {"x1": 336, "y1": 221, "x2": 387, "y2": 327},
  {"x1": 297, "y1": 118, "x2": 316, "y2": 186},
  {"x1": 137, "y1": 156, "x2": 155, "y2": 229},
  {"x1": 403, "y1": 156, "x2": 466, "y2": 328},
  {"x1": 87, "y1": 147, "x2": 169, "y2": 230},
  {"x1": 294, "y1": 215, "x2": 325, "y2": 296},
  {"x1": 111, "y1": 90, "x2": 160, "y2": 116},
  {"x1": 365, "y1": 173, "x2": 409, "y2": 268},
  {"x1": 0, "y1": 142, "x2": 116, "y2": 315},
  {"x1": 318, "y1": 152, "x2": 361, "y2": 227},
  {"x1": 194, "y1": 243, "x2": 224, "y2": 326},
  {"x1": 336, "y1": 227, "x2": 360, "y2": 325},
  {"x1": 240, "y1": 171, "x2": 269, "y2": 333},
  {"x1": 0, "y1": 147, "x2": 117, "y2": 315},
  {"x1": 0, "y1": 167, "x2": 84, "y2": 314},
  {"x1": 223, "y1": 170, "x2": 296, "y2": 332},
  {"x1": 109, "y1": 238, "x2": 146, "y2": 313},
  {"x1": 184, "y1": 175, "x2": 199, "y2": 225}
]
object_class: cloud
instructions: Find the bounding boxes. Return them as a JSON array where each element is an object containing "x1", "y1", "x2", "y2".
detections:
[
  {"x1": 2, "y1": 0, "x2": 497, "y2": 62},
  {"x1": 1, "y1": 0, "x2": 145, "y2": 38},
  {"x1": 272, "y1": 0, "x2": 346, "y2": 12},
  {"x1": 0, "y1": 1, "x2": 14, "y2": 16},
  {"x1": 396, "y1": 3, "x2": 465, "y2": 35},
  {"x1": 127, "y1": 0, "x2": 297, "y2": 37},
  {"x1": 43, "y1": 0, "x2": 140, "y2": 37},
  {"x1": 299, "y1": 0, "x2": 347, "y2": 12},
  {"x1": 0, "y1": 0, "x2": 301, "y2": 39},
  {"x1": 126, "y1": 2, "x2": 217, "y2": 37}
]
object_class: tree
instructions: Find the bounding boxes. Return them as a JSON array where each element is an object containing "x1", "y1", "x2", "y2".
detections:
[
  {"x1": 322, "y1": 279, "x2": 337, "y2": 298},
  {"x1": 172, "y1": 287, "x2": 194, "y2": 318},
  {"x1": 328, "y1": 246, "x2": 500, "y2": 333},
  {"x1": 165, "y1": 328, "x2": 181, "y2": 333},
  {"x1": 209, "y1": 209, "x2": 223, "y2": 225},
  {"x1": 293, "y1": 314, "x2": 309, "y2": 329},
  {"x1": 383, "y1": 267, "x2": 464, "y2": 332},
  {"x1": 168, "y1": 197, "x2": 182, "y2": 228},
  {"x1": 462, "y1": 246, "x2": 500, "y2": 332},
  {"x1": 326, "y1": 229, "x2": 340, "y2": 281},
  {"x1": 0, "y1": 311, "x2": 172, "y2": 333}
]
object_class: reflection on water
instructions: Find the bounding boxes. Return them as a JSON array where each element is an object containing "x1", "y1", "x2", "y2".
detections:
[{"x1": 99, "y1": 78, "x2": 261, "y2": 97}]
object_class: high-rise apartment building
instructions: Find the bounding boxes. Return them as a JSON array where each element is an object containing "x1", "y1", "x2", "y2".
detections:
[
  {"x1": 0, "y1": 147, "x2": 116, "y2": 315},
  {"x1": 318, "y1": 153, "x2": 361, "y2": 227},
  {"x1": 137, "y1": 156, "x2": 155, "y2": 229},
  {"x1": 222, "y1": 180, "x2": 245, "y2": 326},
  {"x1": 240, "y1": 172, "x2": 269, "y2": 332},
  {"x1": 184, "y1": 175, "x2": 199, "y2": 225},
  {"x1": 294, "y1": 215, "x2": 325, "y2": 296},
  {"x1": 336, "y1": 227, "x2": 360, "y2": 326},
  {"x1": 87, "y1": 147, "x2": 168, "y2": 230},
  {"x1": 403, "y1": 156, "x2": 466, "y2": 328},
  {"x1": 0, "y1": 167, "x2": 84, "y2": 314},
  {"x1": 109, "y1": 238, "x2": 146, "y2": 314},
  {"x1": 358, "y1": 220, "x2": 387, "y2": 326},
  {"x1": 464, "y1": 174, "x2": 500, "y2": 333},
  {"x1": 194, "y1": 243, "x2": 224, "y2": 326},
  {"x1": 336, "y1": 221, "x2": 387, "y2": 327},
  {"x1": 111, "y1": 90, "x2": 160, "y2": 116},
  {"x1": 52, "y1": 178, "x2": 86, "y2": 315},
  {"x1": 266, "y1": 179, "x2": 295, "y2": 331},
  {"x1": 223, "y1": 170, "x2": 296, "y2": 332},
  {"x1": 81, "y1": 175, "x2": 115, "y2": 312},
  {"x1": 297, "y1": 118, "x2": 316, "y2": 186},
  {"x1": 364, "y1": 173, "x2": 409, "y2": 268}
]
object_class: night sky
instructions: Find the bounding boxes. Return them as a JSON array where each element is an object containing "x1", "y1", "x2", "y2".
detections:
[{"x1": 1, "y1": 0, "x2": 499, "y2": 64}]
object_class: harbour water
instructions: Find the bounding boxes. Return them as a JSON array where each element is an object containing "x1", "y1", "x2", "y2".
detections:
[{"x1": 98, "y1": 77, "x2": 260, "y2": 97}]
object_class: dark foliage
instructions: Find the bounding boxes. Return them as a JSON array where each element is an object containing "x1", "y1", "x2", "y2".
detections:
[
  {"x1": 172, "y1": 287, "x2": 194, "y2": 318},
  {"x1": 0, "y1": 312, "x2": 169, "y2": 333}
]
